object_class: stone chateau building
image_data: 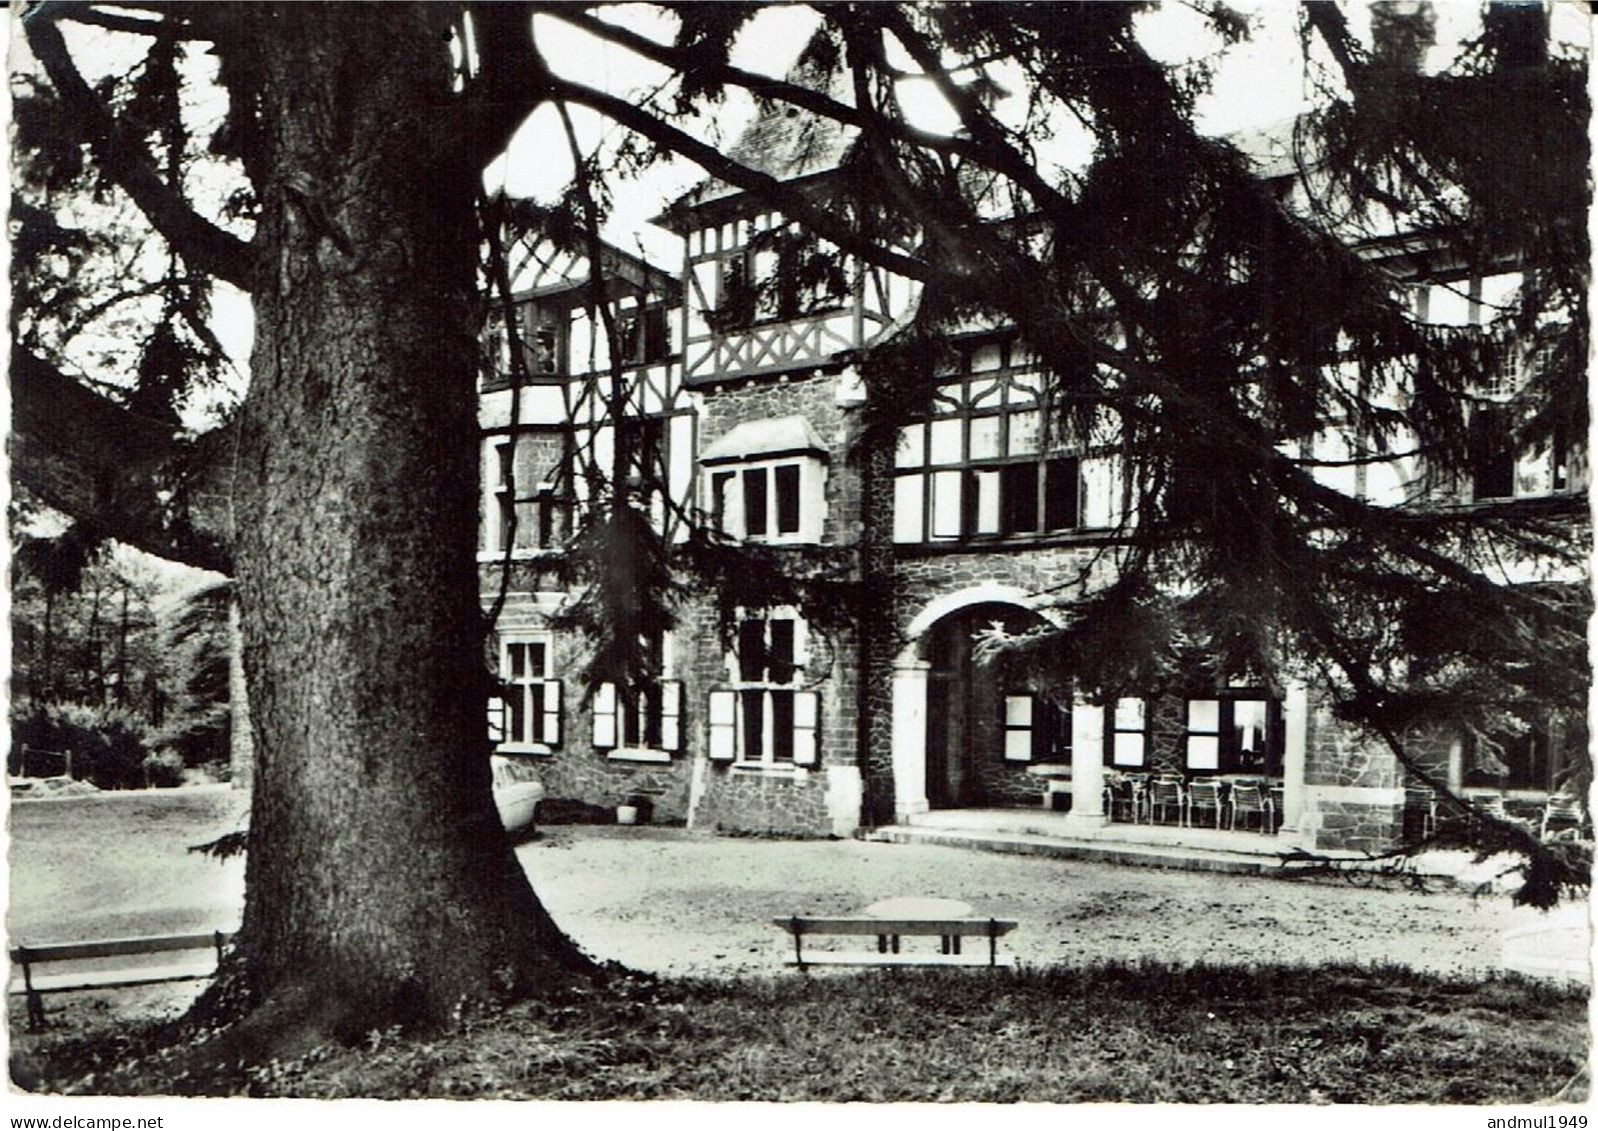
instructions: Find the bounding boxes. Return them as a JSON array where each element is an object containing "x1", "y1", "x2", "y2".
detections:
[{"x1": 478, "y1": 86, "x2": 1586, "y2": 853}]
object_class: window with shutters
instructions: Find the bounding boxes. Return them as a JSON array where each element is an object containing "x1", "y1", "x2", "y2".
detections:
[
  {"x1": 591, "y1": 632, "x2": 682, "y2": 761},
  {"x1": 489, "y1": 635, "x2": 562, "y2": 753},
  {"x1": 1001, "y1": 694, "x2": 1072, "y2": 763},
  {"x1": 707, "y1": 611, "x2": 819, "y2": 767}
]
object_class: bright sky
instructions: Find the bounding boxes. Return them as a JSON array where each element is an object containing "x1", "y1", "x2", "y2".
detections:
[{"x1": 14, "y1": 1, "x2": 1594, "y2": 418}]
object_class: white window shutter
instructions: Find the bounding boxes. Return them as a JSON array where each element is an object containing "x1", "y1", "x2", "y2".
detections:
[
  {"x1": 487, "y1": 696, "x2": 506, "y2": 745},
  {"x1": 660, "y1": 680, "x2": 683, "y2": 751},
  {"x1": 708, "y1": 690, "x2": 737, "y2": 761},
  {"x1": 593, "y1": 682, "x2": 618, "y2": 749},
  {"x1": 793, "y1": 691, "x2": 820, "y2": 766},
  {"x1": 543, "y1": 680, "x2": 562, "y2": 746},
  {"x1": 793, "y1": 616, "x2": 810, "y2": 670}
]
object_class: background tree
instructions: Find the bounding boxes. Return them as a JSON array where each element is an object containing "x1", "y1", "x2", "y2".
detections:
[{"x1": 11, "y1": 0, "x2": 1587, "y2": 1054}]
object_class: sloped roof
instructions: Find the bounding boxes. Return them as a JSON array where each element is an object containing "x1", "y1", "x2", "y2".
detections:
[
  {"x1": 699, "y1": 414, "x2": 829, "y2": 464},
  {"x1": 659, "y1": 56, "x2": 858, "y2": 225}
]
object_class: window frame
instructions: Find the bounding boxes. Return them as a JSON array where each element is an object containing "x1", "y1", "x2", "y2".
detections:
[
  {"x1": 893, "y1": 365, "x2": 1087, "y2": 545},
  {"x1": 492, "y1": 633, "x2": 562, "y2": 754},
  {"x1": 703, "y1": 455, "x2": 824, "y2": 544},
  {"x1": 709, "y1": 610, "x2": 820, "y2": 767},
  {"x1": 1106, "y1": 697, "x2": 1149, "y2": 768},
  {"x1": 592, "y1": 632, "x2": 683, "y2": 760},
  {"x1": 1182, "y1": 692, "x2": 1283, "y2": 775}
]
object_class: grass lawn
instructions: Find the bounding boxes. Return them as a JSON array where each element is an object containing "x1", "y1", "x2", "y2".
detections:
[
  {"x1": 8, "y1": 790, "x2": 1589, "y2": 1102},
  {"x1": 10, "y1": 963, "x2": 1587, "y2": 1102}
]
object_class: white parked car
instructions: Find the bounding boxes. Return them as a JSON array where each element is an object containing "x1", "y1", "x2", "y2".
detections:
[{"x1": 490, "y1": 755, "x2": 545, "y2": 836}]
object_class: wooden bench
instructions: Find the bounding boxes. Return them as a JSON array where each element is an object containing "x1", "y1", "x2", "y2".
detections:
[
  {"x1": 9, "y1": 930, "x2": 234, "y2": 1028},
  {"x1": 773, "y1": 916, "x2": 1018, "y2": 970}
]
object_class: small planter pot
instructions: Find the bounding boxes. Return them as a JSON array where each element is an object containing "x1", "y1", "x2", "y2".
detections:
[{"x1": 616, "y1": 804, "x2": 639, "y2": 826}]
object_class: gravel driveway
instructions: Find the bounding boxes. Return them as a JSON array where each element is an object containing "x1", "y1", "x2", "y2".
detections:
[{"x1": 520, "y1": 825, "x2": 1557, "y2": 979}]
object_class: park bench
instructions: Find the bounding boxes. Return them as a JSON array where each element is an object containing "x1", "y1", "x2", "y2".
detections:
[
  {"x1": 9, "y1": 930, "x2": 234, "y2": 1028},
  {"x1": 773, "y1": 916, "x2": 1018, "y2": 970}
]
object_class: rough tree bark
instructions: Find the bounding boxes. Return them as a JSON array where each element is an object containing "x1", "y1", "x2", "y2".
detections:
[{"x1": 209, "y1": 5, "x2": 588, "y2": 1042}]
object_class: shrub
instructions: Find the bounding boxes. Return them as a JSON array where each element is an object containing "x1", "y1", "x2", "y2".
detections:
[
  {"x1": 142, "y1": 749, "x2": 186, "y2": 788},
  {"x1": 10, "y1": 701, "x2": 153, "y2": 789}
]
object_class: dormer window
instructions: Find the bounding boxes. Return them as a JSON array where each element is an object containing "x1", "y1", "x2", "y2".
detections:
[{"x1": 700, "y1": 415, "x2": 828, "y2": 544}]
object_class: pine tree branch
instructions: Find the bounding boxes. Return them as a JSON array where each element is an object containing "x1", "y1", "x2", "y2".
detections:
[
  {"x1": 462, "y1": 2, "x2": 550, "y2": 169},
  {"x1": 534, "y1": 6, "x2": 990, "y2": 166},
  {"x1": 24, "y1": 10, "x2": 255, "y2": 293},
  {"x1": 11, "y1": 345, "x2": 234, "y2": 573}
]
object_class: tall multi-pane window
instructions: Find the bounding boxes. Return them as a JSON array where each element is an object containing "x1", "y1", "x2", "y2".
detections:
[
  {"x1": 894, "y1": 366, "x2": 1086, "y2": 543},
  {"x1": 592, "y1": 632, "x2": 682, "y2": 756},
  {"x1": 487, "y1": 435, "x2": 564, "y2": 553},
  {"x1": 491, "y1": 636, "x2": 562, "y2": 751},
  {"x1": 708, "y1": 612, "x2": 819, "y2": 765}
]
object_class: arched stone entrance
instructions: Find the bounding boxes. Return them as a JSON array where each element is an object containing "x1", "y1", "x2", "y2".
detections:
[{"x1": 890, "y1": 585, "x2": 1106, "y2": 828}]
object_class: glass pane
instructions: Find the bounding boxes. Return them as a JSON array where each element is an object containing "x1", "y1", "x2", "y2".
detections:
[
  {"x1": 741, "y1": 689, "x2": 766, "y2": 760},
  {"x1": 1005, "y1": 729, "x2": 1033, "y2": 761},
  {"x1": 930, "y1": 470, "x2": 963, "y2": 538},
  {"x1": 893, "y1": 475, "x2": 925, "y2": 543},
  {"x1": 768, "y1": 619, "x2": 796, "y2": 685},
  {"x1": 1233, "y1": 700, "x2": 1269, "y2": 755},
  {"x1": 1001, "y1": 462, "x2": 1039, "y2": 534},
  {"x1": 1008, "y1": 410, "x2": 1041, "y2": 456},
  {"x1": 1113, "y1": 732, "x2": 1146, "y2": 767},
  {"x1": 1114, "y1": 698, "x2": 1145, "y2": 730},
  {"x1": 1187, "y1": 735, "x2": 1220, "y2": 770},
  {"x1": 1005, "y1": 695, "x2": 1033, "y2": 726},
  {"x1": 929, "y1": 418, "x2": 963, "y2": 465},
  {"x1": 972, "y1": 470, "x2": 1001, "y2": 534},
  {"x1": 508, "y1": 643, "x2": 527, "y2": 679},
  {"x1": 969, "y1": 415, "x2": 1002, "y2": 460},
  {"x1": 528, "y1": 683, "x2": 546, "y2": 741},
  {"x1": 895, "y1": 424, "x2": 925, "y2": 469},
  {"x1": 738, "y1": 620, "x2": 766, "y2": 682},
  {"x1": 775, "y1": 465, "x2": 801, "y2": 534},
  {"x1": 529, "y1": 642, "x2": 547, "y2": 679},
  {"x1": 1188, "y1": 699, "x2": 1220, "y2": 733},
  {"x1": 506, "y1": 689, "x2": 526, "y2": 744},
  {"x1": 742, "y1": 467, "x2": 769, "y2": 536},
  {"x1": 771, "y1": 690, "x2": 795, "y2": 761},
  {"x1": 1044, "y1": 457, "x2": 1080, "y2": 530}
]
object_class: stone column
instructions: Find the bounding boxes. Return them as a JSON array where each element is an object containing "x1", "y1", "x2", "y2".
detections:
[
  {"x1": 1280, "y1": 682, "x2": 1308, "y2": 833},
  {"x1": 1064, "y1": 701, "x2": 1107, "y2": 831},
  {"x1": 891, "y1": 660, "x2": 930, "y2": 819}
]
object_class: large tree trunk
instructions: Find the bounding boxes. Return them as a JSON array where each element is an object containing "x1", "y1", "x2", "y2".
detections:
[{"x1": 219, "y1": 4, "x2": 587, "y2": 1043}]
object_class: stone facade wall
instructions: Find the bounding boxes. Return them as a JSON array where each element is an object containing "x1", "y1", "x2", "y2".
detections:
[
  {"x1": 482, "y1": 589, "x2": 697, "y2": 824},
  {"x1": 1304, "y1": 700, "x2": 1401, "y2": 789},
  {"x1": 690, "y1": 767, "x2": 833, "y2": 836},
  {"x1": 1312, "y1": 799, "x2": 1404, "y2": 854},
  {"x1": 695, "y1": 367, "x2": 862, "y2": 547}
]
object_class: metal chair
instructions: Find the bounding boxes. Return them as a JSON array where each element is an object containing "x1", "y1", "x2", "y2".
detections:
[
  {"x1": 1187, "y1": 778, "x2": 1223, "y2": 828},
  {"x1": 1103, "y1": 773, "x2": 1142, "y2": 824},
  {"x1": 1227, "y1": 779, "x2": 1275, "y2": 833},
  {"x1": 1541, "y1": 794, "x2": 1587, "y2": 840},
  {"x1": 1469, "y1": 793, "x2": 1508, "y2": 820},
  {"x1": 1404, "y1": 786, "x2": 1438, "y2": 841},
  {"x1": 1147, "y1": 775, "x2": 1186, "y2": 826}
]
